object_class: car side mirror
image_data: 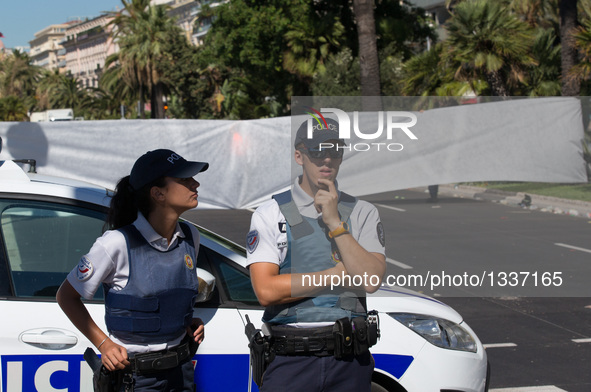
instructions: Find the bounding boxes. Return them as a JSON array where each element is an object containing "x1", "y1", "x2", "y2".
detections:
[{"x1": 196, "y1": 268, "x2": 216, "y2": 303}]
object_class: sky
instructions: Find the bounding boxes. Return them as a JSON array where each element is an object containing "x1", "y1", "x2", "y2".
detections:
[{"x1": 0, "y1": 0, "x2": 123, "y2": 49}]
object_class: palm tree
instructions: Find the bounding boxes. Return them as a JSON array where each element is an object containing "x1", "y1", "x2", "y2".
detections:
[
  {"x1": 0, "y1": 50, "x2": 39, "y2": 109},
  {"x1": 0, "y1": 95, "x2": 28, "y2": 121},
  {"x1": 444, "y1": 0, "x2": 536, "y2": 96},
  {"x1": 402, "y1": 44, "x2": 449, "y2": 96},
  {"x1": 283, "y1": 16, "x2": 345, "y2": 83},
  {"x1": 527, "y1": 28, "x2": 562, "y2": 96},
  {"x1": 109, "y1": 0, "x2": 181, "y2": 119},
  {"x1": 560, "y1": 0, "x2": 580, "y2": 95},
  {"x1": 570, "y1": 18, "x2": 591, "y2": 83},
  {"x1": 36, "y1": 70, "x2": 90, "y2": 115},
  {"x1": 100, "y1": 57, "x2": 145, "y2": 118},
  {"x1": 36, "y1": 70, "x2": 64, "y2": 110},
  {"x1": 53, "y1": 76, "x2": 90, "y2": 111},
  {"x1": 352, "y1": 0, "x2": 381, "y2": 109},
  {"x1": 510, "y1": 0, "x2": 557, "y2": 27}
]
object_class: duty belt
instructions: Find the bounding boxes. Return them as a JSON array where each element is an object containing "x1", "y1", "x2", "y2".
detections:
[
  {"x1": 268, "y1": 314, "x2": 380, "y2": 359},
  {"x1": 269, "y1": 324, "x2": 336, "y2": 357},
  {"x1": 129, "y1": 339, "x2": 192, "y2": 374}
]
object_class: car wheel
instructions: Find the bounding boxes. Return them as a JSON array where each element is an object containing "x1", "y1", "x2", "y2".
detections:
[{"x1": 371, "y1": 382, "x2": 389, "y2": 392}]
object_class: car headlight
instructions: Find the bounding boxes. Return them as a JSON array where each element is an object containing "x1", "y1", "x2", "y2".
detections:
[{"x1": 387, "y1": 313, "x2": 477, "y2": 353}]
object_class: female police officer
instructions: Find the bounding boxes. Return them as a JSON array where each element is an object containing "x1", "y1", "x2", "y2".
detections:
[{"x1": 57, "y1": 149, "x2": 208, "y2": 391}]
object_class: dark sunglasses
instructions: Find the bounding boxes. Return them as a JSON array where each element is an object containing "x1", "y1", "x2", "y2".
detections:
[{"x1": 299, "y1": 146, "x2": 344, "y2": 159}]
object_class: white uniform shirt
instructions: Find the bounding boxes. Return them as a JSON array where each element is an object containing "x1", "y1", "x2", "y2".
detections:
[
  {"x1": 66, "y1": 212, "x2": 201, "y2": 353},
  {"x1": 246, "y1": 178, "x2": 385, "y2": 269}
]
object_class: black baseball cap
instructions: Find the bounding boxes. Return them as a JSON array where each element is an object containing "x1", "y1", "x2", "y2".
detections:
[
  {"x1": 294, "y1": 118, "x2": 346, "y2": 148},
  {"x1": 129, "y1": 149, "x2": 209, "y2": 191}
]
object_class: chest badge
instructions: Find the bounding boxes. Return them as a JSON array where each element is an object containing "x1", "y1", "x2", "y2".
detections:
[{"x1": 185, "y1": 254, "x2": 194, "y2": 270}]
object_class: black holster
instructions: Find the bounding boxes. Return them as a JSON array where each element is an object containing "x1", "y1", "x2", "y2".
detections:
[
  {"x1": 332, "y1": 317, "x2": 354, "y2": 359},
  {"x1": 84, "y1": 347, "x2": 134, "y2": 392},
  {"x1": 333, "y1": 313, "x2": 380, "y2": 359},
  {"x1": 245, "y1": 316, "x2": 273, "y2": 387},
  {"x1": 352, "y1": 317, "x2": 370, "y2": 356}
]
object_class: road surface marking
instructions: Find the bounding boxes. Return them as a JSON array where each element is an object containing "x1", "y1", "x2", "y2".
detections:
[
  {"x1": 376, "y1": 204, "x2": 406, "y2": 212},
  {"x1": 386, "y1": 258, "x2": 413, "y2": 269},
  {"x1": 483, "y1": 343, "x2": 517, "y2": 349},
  {"x1": 572, "y1": 338, "x2": 591, "y2": 343},
  {"x1": 489, "y1": 386, "x2": 567, "y2": 392},
  {"x1": 554, "y1": 243, "x2": 591, "y2": 254}
]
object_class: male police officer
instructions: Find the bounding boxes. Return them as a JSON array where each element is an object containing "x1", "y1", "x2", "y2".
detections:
[{"x1": 246, "y1": 118, "x2": 386, "y2": 391}]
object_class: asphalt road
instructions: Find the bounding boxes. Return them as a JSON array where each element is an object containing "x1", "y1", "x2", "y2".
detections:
[{"x1": 183, "y1": 188, "x2": 591, "y2": 392}]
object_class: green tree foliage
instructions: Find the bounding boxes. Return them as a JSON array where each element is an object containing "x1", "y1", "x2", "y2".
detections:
[
  {"x1": 153, "y1": 26, "x2": 211, "y2": 119},
  {"x1": 375, "y1": 1, "x2": 436, "y2": 58},
  {"x1": 36, "y1": 70, "x2": 107, "y2": 119},
  {"x1": 402, "y1": 43, "x2": 453, "y2": 96},
  {"x1": 402, "y1": 0, "x2": 587, "y2": 97},
  {"x1": 443, "y1": 0, "x2": 537, "y2": 96},
  {"x1": 311, "y1": 48, "x2": 361, "y2": 96},
  {"x1": 312, "y1": 46, "x2": 404, "y2": 96},
  {"x1": 527, "y1": 28, "x2": 562, "y2": 96},
  {"x1": 0, "y1": 95, "x2": 28, "y2": 121},
  {"x1": 0, "y1": 50, "x2": 39, "y2": 110},
  {"x1": 108, "y1": 0, "x2": 182, "y2": 119},
  {"x1": 201, "y1": 0, "x2": 433, "y2": 117},
  {"x1": 511, "y1": 0, "x2": 558, "y2": 28},
  {"x1": 198, "y1": 0, "x2": 306, "y2": 118},
  {"x1": 6, "y1": 0, "x2": 589, "y2": 121}
]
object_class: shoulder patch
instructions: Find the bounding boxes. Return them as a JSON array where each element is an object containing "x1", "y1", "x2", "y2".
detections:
[
  {"x1": 76, "y1": 256, "x2": 94, "y2": 281},
  {"x1": 278, "y1": 222, "x2": 287, "y2": 233},
  {"x1": 377, "y1": 222, "x2": 385, "y2": 247},
  {"x1": 246, "y1": 230, "x2": 260, "y2": 253}
]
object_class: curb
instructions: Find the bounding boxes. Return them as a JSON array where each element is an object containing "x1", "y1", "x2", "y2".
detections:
[{"x1": 435, "y1": 184, "x2": 591, "y2": 219}]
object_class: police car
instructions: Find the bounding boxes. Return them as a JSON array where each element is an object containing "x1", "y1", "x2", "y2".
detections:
[{"x1": 0, "y1": 156, "x2": 489, "y2": 392}]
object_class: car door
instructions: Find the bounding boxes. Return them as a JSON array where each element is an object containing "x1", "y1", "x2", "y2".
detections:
[
  {"x1": 0, "y1": 196, "x2": 106, "y2": 392},
  {"x1": 190, "y1": 233, "x2": 265, "y2": 392}
]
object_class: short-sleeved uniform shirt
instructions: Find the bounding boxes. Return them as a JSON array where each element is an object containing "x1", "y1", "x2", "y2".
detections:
[
  {"x1": 66, "y1": 212, "x2": 201, "y2": 354},
  {"x1": 246, "y1": 178, "x2": 386, "y2": 273}
]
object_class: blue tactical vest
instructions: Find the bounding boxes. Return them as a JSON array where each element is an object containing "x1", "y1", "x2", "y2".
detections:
[
  {"x1": 262, "y1": 190, "x2": 367, "y2": 324},
  {"x1": 104, "y1": 222, "x2": 199, "y2": 344}
]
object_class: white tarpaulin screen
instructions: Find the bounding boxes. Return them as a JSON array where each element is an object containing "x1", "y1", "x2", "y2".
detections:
[
  {"x1": 292, "y1": 96, "x2": 588, "y2": 196},
  {"x1": 0, "y1": 97, "x2": 587, "y2": 209}
]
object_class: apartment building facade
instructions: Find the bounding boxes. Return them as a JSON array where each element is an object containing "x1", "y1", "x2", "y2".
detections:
[
  {"x1": 61, "y1": 15, "x2": 118, "y2": 88},
  {"x1": 29, "y1": 23, "x2": 77, "y2": 71},
  {"x1": 162, "y1": 0, "x2": 223, "y2": 46}
]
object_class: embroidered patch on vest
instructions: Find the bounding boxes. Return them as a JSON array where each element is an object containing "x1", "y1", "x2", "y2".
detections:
[
  {"x1": 76, "y1": 256, "x2": 94, "y2": 281},
  {"x1": 377, "y1": 222, "x2": 385, "y2": 247},
  {"x1": 185, "y1": 254, "x2": 194, "y2": 270},
  {"x1": 247, "y1": 230, "x2": 259, "y2": 253}
]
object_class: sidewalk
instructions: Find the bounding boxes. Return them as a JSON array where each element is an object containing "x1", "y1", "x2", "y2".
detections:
[{"x1": 431, "y1": 184, "x2": 591, "y2": 219}]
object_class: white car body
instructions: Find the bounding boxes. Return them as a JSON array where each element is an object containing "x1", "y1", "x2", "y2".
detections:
[{"x1": 0, "y1": 159, "x2": 488, "y2": 392}]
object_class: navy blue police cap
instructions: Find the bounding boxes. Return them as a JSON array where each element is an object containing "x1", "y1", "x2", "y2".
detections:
[
  {"x1": 294, "y1": 118, "x2": 346, "y2": 148},
  {"x1": 129, "y1": 149, "x2": 209, "y2": 191}
]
